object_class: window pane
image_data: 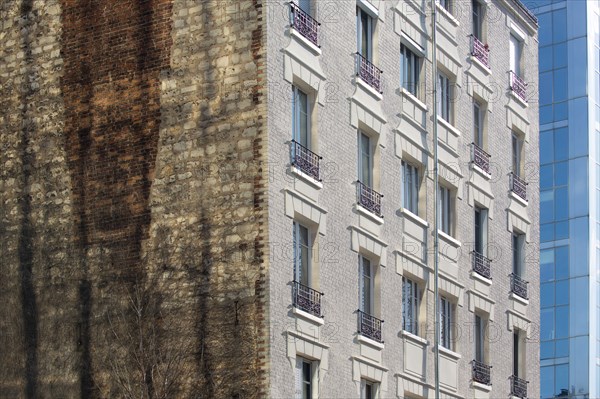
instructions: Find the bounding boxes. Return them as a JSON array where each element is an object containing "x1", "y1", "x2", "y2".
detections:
[
  {"x1": 555, "y1": 306, "x2": 569, "y2": 338},
  {"x1": 555, "y1": 187, "x2": 569, "y2": 221},
  {"x1": 541, "y1": 223, "x2": 554, "y2": 242},
  {"x1": 555, "y1": 338, "x2": 568, "y2": 357},
  {"x1": 540, "y1": 190, "x2": 554, "y2": 223},
  {"x1": 555, "y1": 220, "x2": 569, "y2": 240},
  {"x1": 555, "y1": 246, "x2": 568, "y2": 279},
  {"x1": 555, "y1": 364, "x2": 569, "y2": 397},
  {"x1": 555, "y1": 280, "x2": 569, "y2": 305},
  {"x1": 541, "y1": 366, "x2": 554, "y2": 399},
  {"x1": 553, "y1": 68, "x2": 568, "y2": 102},
  {"x1": 554, "y1": 127, "x2": 569, "y2": 161},
  {"x1": 541, "y1": 308, "x2": 554, "y2": 341},
  {"x1": 541, "y1": 341, "x2": 554, "y2": 360},
  {"x1": 552, "y1": 9, "x2": 567, "y2": 43},
  {"x1": 553, "y1": 42, "x2": 567, "y2": 69},
  {"x1": 541, "y1": 282, "x2": 555, "y2": 308},
  {"x1": 541, "y1": 249, "x2": 555, "y2": 282},
  {"x1": 555, "y1": 162, "x2": 568, "y2": 186}
]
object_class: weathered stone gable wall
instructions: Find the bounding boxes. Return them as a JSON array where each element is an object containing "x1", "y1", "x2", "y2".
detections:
[{"x1": 0, "y1": 0, "x2": 269, "y2": 397}]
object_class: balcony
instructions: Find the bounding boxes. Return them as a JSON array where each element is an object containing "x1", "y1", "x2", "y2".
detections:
[
  {"x1": 292, "y1": 280, "x2": 323, "y2": 317},
  {"x1": 509, "y1": 70, "x2": 527, "y2": 102},
  {"x1": 472, "y1": 251, "x2": 491, "y2": 280},
  {"x1": 358, "y1": 310, "x2": 383, "y2": 343},
  {"x1": 356, "y1": 52, "x2": 383, "y2": 93},
  {"x1": 510, "y1": 375, "x2": 528, "y2": 398},
  {"x1": 510, "y1": 173, "x2": 527, "y2": 201},
  {"x1": 472, "y1": 143, "x2": 491, "y2": 175},
  {"x1": 471, "y1": 35, "x2": 490, "y2": 68},
  {"x1": 291, "y1": 140, "x2": 322, "y2": 182},
  {"x1": 290, "y1": 2, "x2": 320, "y2": 47},
  {"x1": 472, "y1": 360, "x2": 491, "y2": 386},
  {"x1": 357, "y1": 181, "x2": 383, "y2": 217},
  {"x1": 510, "y1": 273, "x2": 528, "y2": 300}
]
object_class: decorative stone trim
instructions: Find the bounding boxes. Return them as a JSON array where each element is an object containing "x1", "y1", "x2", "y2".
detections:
[
  {"x1": 350, "y1": 226, "x2": 388, "y2": 267},
  {"x1": 507, "y1": 310, "x2": 532, "y2": 338},
  {"x1": 467, "y1": 290, "x2": 495, "y2": 321},
  {"x1": 352, "y1": 356, "x2": 389, "y2": 388},
  {"x1": 395, "y1": 250, "x2": 429, "y2": 282},
  {"x1": 284, "y1": 189, "x2": 327, "y2": 235},
  {"x1": 436, "y1": 273, "x2": 465, "y2": 307}
]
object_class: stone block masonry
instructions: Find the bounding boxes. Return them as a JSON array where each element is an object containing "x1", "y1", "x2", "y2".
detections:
[{"x1": 0, "y1": 0, "x2": 269, "y2": 398}]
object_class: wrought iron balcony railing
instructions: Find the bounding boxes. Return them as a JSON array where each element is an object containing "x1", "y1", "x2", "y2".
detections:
[
  {"x1": 472, "y1": 143, "x2": 491, "y2": 175},
  {"x1": 509, "y1": 70, "x2": 527, "y2": 102},
  {"x1": 357, "y1": 181, "x2": 383, "y2": 217},
  {"x1": 471, "y1": 35, "x2": 490, "y2": 68},
  {"x1": 293, "y1": 280, "x2": 323, "y2": 317},
  {"x1": 510, "y1": 173, "x2": 527, "y2": 201},
  {"x1": 510, "y1": 273, "x2": 528, "y2": 300},
  {"x1": 290, "y1": 2, "x2": 320, "y2": 47},
  {"x1": 472, "y1": 251, "x2": 491, "y2": 280},
  {"x1": 472, "y1": 360, "x2": 491, "y2": 386},
  {"x1": 356, "y1": 52, "x2": 383, "y2": 93},
  {"x1": 510, "y1": 375, "x2": 528, "y2": 398},
  {"x1": 291, "y1": 140, "x2": 322, "y2": 181},
  {"x1": 358, "y1": 310, "x2": 383, "y2": 343}
]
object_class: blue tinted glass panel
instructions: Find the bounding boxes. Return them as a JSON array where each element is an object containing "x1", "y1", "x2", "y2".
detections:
[
  {"x1": 541, "y1": 249, "x2": 555, "y2": 282},
  {"x1": 540, "y1": 131, "x2": 553, "y2": 165},
  {"x1": 555, "y1": 221, "x2": 569, "y2": 240},
  {"x1": 553, "y1": 68, "x2": 568, "y2": 102},
  {"x1": 541, "y1": 308, "x2": 554, "y2": 340},
  {"x1": 555, "y1": 364, "x2": 569, "y2": 396},
  {"x1": 555, "y1": 246, "x2": 569, "y2": 280},
  {"x1": 538, "y1": 12, "x2": 552, "y2": 46},
  {"x1": 540, "y1": 72, "x2": 552, "y2": 105},
  {"x1": 555, "y1": 128, "x2": 569, "y2": 161},
  {"x1": 541, "y1": 190, "x2": 554, "y2": 223},
  {"x1": 541, "y1": 223, "x2": 554, "y2": 242},
  {"x1": 541, "y1": 282, "x2": 555, "y2": 307},
  {"x1": 541, "y1": 105, "x2": 553, "y2": 125},
  {"x1": 540, "y1": 46, "x2": 552, "y2": 72},
  {"x1": 555, "y1": 280, "x2": 568, "y2": 305},
  {"x1": 541, "y1": 366, "x2": 554, "y2": 399},
  {"x1": 555, "y1": 187, "x2": 569, "y2": 220},
  {"x1": 541, "y1": 341, "x2": 554, "y2": 360},
  {"x1": 568, "y1": 38, "x2": 588, "y2": 99},
  {"x1": 555, "y1": 162, "x2": 568, "y2": 186},
  {"x1": 569, "y1": 98, "x2": 589, "y2": 157},
  {"x1": 553, "y1": 42, "x2": 567, "y2": 69},
  {"x1": 555, "y1": 338, "x2": 568, "y2": 357},
  {"x1": 540, "y1": 165, "x2": 552, "y2": 188},
  {"x1": 554, "y1": 102, "x2": 568, "y2": 122},
  {"x1": 552, "y1": 9, "x2": 567, "y2": 43},
  {"x1": 555, "y1": 306, "x2": 568, "y2": 338}
]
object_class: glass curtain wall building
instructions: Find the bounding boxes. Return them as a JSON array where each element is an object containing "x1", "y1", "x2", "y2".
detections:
[{"x1": 535, "y1": 0, "x2": 600, "y2": 397}]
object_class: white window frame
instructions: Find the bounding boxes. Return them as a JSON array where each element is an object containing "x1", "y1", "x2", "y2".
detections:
[
  {"x1": 295, "y1": 356, "x2": 318, "y2": 399},
  {"x1": 359, "y1": 255, "x2": 374, "y2": 315},
  {"x1": 402, "y1": 161, "x2": 419, "y2": 215},
  {"x1": 358, "y1": 131, "x2": 373, "y2": 188},
  {"x1": 402, "y1": 276, "x2": 420, "y2": 335},
  {"x1": 438, "y1": 0, "x2": 452, "y2": 13},
  {"x1": 292, "y1": 85, "x2": 310, "y2": 148},
  {"x1": 360, "y1": 378, "x2": 379, "y2": 399},
  {"x1": 438, "y1": 185, "x2": 453, "y2": 236},
  {"x1": 401, "y1": 44, "x2": 420, "y2": 96},
  {"x1": 357, "y1": 6, "x2": 373, "y2": 61},
  {"x1": 293, "y1": 222, "x2": 312, "y2": 287},
  {"x1": 440, "y1": 295, "x2": 454, "y2": 350},
  {"x1": 437, "y1": 72, "x2": 452, "y2": 124}
]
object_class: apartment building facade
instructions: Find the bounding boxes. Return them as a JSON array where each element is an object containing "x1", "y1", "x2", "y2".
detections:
[
  {"x1": 268, "y1": 0, "x2": 539, "y2": 398},
  {"x1": 534, "y1": 0, "x2": 600, "y2": 398},
  {"x1": 0, "y1": 0, "x2": 537, "y2": 397}
]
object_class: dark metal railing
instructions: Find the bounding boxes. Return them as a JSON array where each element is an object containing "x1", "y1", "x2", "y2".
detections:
[
  {"x1": 293, "y1": 280, "x2": 323, "y2": 317},
  {"x1": 509, "y1": 70, "x2": 527, "y2": 102},
  {"x1": 290, "y1": 2, "x2": 320, "y2": 47},
  {"x1": 356, "y1": 52, "x2": 383, "y2": 93},
  {"x1": 510, "y1": 273, "x2": 528, "y2": 300},
  {"x1": 357, "y1": 181, "x2": 383, "y2": 217},
  {"x1": 471, "y1": 35, "x2": 490, "y2": 68},
  {"x1": 472, "y1": 143, "x2": 491, "y2": 175},
  {"x1": 510, "y1": 375, "x2": 528, "y2": 398},
  {"x1": 472, "y1": 360, "x2": 492, "y2": 385},
  {"x1": 472, "y1": 251, "x2": 491, "y2": 280},
  {"x1": 291, "y1": 140, "x2": 322, "y2": 181},
  {"x1": 510, "y1": 173, "x2": 527, "y2": 201},
  {"x1": 358, "y1": 309, "x2": 383, "y2": 343}
]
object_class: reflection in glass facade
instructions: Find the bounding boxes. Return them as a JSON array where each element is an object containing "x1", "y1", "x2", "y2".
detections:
[{"x1": 535, "y1": 0, "x2": 600, "y2": 397}]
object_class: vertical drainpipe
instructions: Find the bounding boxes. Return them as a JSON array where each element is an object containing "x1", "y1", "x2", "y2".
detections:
[{"x1": 431, "y1": 0, "x2": 440, "y2": 398}]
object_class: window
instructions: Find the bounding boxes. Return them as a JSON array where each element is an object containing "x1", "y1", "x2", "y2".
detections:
[
  {"x1": 438, "y1": 0, "x2": 452, "y2": 13},
  {"x1": 512, "y1": 233, "x2": 525, "y2": 277},
  {"x1": 292, "y1": 86, "x2": 310, "y2": 148},
  {"x1": 438, "y1": 73, "x2": 452, "y2": 123},
  {"x1": 473, "y1": 101, "x2": 483, "y2": 148},
  {"x1": 298, "y1": 0, "x2": 311, "y2": 13},
  {"x1": 357, "y1": 7, "x2": 373, "y2": 61},
  {"x1": 512, "y1": 132, "x2": 523, "y2": 177},
  {"x1": 438, "y1": 185, "x2": 453, "y2": 235},
  {"x1": 402, "y1": 161, "x2": 419, "y2": 214},
  {"x1": 360, "y1": 255, "x2": 374, "y2": 314},
  {"x1": 513, "y1": 330, "x2": 523, "y2": 376},
  {"x1": 439, "y1": 295, "x2": 454, "y2": 350},
  {"x1": 295, "y1": 357, "x2": 315, "y2": 399},
  {"x1": 509, "y1": 34, "x2": 522, "y2": 76},
  {"x1": 402, "y1": 277, "x2": 420, "y2": 335},
  {"x1": 293, "y1": 222, "x2": 311, "y2": 286},
  {"x1": 474, "y1": 207, "x2": 488, "y2": 255},
  {"x1": 472, "y1": 0, "x2": 482, "y2": 39},
  {"x1": 475, "y1": 314, "x2": 486, "y2": 362},
  {"x1": 401, "y1": 44, "x2": 420, "y2": 96},
  {"x1": 361, "y1": 379, "x2": 377, "y2": 399},
  {"x1": 358, "y1": 132, "x2": 373, "y2": 187}
]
